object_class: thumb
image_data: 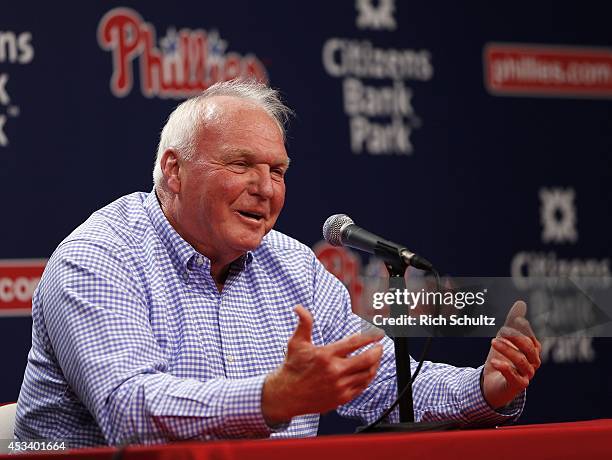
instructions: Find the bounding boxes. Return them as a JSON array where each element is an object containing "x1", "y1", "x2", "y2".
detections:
[
  {"x1": 290, "y1": 305, "x2": 314, "y2": 345},
  {"x1": 500, "y1": 300, "x2": 536, "y2": 339},
  {"x1": 504, "y1": 300, "x2": 527, "y2": 326}
]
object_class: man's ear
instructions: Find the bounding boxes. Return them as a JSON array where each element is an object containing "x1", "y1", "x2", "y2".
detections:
[{"x1": 160, "y1": 149, "x2": 181, "y2": 194}]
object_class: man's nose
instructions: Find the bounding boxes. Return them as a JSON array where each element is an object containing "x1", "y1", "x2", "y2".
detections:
[{"x1": 249, "y1": 166, "x2": 274, "y2": 198}]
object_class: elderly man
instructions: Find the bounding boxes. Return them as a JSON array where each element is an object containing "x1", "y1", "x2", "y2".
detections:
[{"x1": 15, "y1": 80, "x2": 540, "y2": 447}]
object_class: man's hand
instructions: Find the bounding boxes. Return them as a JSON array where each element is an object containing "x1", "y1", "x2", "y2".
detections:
[
  {"x1": 262, "y1": 305, "x2": 384, "y2": 425},
  {"x1": 482, "y1": 300, "x2": 542, "y2": 409}
]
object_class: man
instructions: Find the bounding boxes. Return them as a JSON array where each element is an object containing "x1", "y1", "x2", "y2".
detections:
[{"x1": 15, "y1": 80, "x2": 540, "y2": 447}]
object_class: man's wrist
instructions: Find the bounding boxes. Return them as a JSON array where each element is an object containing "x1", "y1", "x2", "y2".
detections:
[
  {"x1": 477, "y1": 367, "x2": 525, "y2": 419},
  {"x1": 261, "y1": 370, "x2": 293, "y2": 426},
  {"x1": 480, "y1": 369, "x2": 503, "y2": 410}
]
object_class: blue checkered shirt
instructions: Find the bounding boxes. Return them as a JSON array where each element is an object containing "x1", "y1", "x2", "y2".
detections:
[{"x1": 15, "y1": 191, "x2": 523, "y2": 447}]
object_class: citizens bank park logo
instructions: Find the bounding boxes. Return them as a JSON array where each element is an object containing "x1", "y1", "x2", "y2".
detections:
[
  {"x1": 511, "y1": 188, "x2": 609, "y2": 364},
  {"x1": 0, "y1": 259, "x2": 47, "y2": 316},
  {"x1": 0, "y1": 30, "x2": 34, "y2": 150},
  {"x1": 97, "y1": 8, "x2": 268, "y2": 98},
  {"x1": 322, "y1": 1, "x2": 433, "y2": 156},
  {"x1": 484, "y1": 43, "x2": 612, "y2": 98}
]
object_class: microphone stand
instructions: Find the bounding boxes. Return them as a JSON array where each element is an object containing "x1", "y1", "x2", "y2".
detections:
[{"x1": 357, "y1": 250, "x2": 459, "y2": 433}]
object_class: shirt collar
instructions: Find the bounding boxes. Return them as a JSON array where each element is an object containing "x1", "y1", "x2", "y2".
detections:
[{"x1": 143, "y1": 190, "x2": 253, "y2": 276}]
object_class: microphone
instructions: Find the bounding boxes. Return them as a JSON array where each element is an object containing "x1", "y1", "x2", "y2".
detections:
[{"x1": 322, "y1": 214, "x2": 433, "y2": 271}]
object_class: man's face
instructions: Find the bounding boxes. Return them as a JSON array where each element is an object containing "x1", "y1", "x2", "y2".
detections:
[{"x1": 174, "y1": 97, "x2": 289, "y2": 265}]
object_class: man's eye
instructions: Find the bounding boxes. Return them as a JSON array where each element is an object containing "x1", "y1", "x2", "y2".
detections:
[
  {"x1": 271, "y1": 168, "x2": 286, "y2": 179},
  {"x1": 230, "y1": 161, "x2": 249, "y2": 171}
]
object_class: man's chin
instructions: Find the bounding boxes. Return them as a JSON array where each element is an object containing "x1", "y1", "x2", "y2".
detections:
[{"x1": 232, "y1": 233, "x2": 266, "y2": 254}]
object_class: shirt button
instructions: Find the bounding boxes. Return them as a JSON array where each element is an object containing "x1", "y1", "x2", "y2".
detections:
[
  {"x1": 196, "y1": 256, "x2": 204, "y2": 267},
  {"x1": 227, "y1": 355, "x2": 235, "y2": 363}
]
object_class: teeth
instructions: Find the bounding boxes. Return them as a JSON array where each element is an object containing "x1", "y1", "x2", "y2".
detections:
[{"x1": 239, "y1": 211, "x2": 262, "y2": 220}]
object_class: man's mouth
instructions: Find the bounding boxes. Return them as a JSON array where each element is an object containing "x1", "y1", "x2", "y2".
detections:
[{"x1": 237, "y1": 210, "x2": 264, "y2": 222}]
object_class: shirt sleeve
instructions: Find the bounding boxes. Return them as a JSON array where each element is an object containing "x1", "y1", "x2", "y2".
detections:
[
  {"x1": 40, "y1": 239, "x2": 278, "y2": 445},
  {"x1": 309, "y1": 256, "x2": 525, "y2": 427}
]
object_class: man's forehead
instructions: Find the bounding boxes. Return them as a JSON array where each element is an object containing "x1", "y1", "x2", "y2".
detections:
[
  {"x1": 197, "y1": 95, "x2": 284, "y2": 138},
  {"x1": 198, "y1": 96, "x2": 285, "y2": 145},
  {"x1": 203, "y1": 96, "x2": 270, "y2": 122},
  {"x1": 192, "y1": 97, "x2": 288, "y2": 163}
]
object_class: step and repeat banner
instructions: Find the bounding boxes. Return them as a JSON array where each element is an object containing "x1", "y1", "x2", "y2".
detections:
[{"x1": 1, "y1": 1, "x2": 611, "y2": 430}]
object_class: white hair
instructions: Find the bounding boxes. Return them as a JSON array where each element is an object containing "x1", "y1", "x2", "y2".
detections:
[{"x1": 152, "y1": 79, "x2": 293, "y2": 188}]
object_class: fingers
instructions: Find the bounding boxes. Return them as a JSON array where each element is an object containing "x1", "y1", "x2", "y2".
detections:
[
  {"x1": 338, "y1": 362, "x2": 380, "y2": 393},
  {"x1": 490, "y1": 358, "x2": 530, "y2": 389},
  {"x1": 482, "y1": 301, "x2": 543, "y2": 408},
  {"x1": 491, "y1": 337, "x2": 537, "y2": 380},
  {"x1": 496, "y1": 328, "x2": 541, "y2": 368},
  {"x1": 335, "y1": 354, "x2": 381, "y2": 404},
  {"x1": 290, "y1": 305, "x2": 313, "y2": 344},
  {"x1": 327, "y1": 330, "x2": 384, "y2": 357},
  {"x1": 514, "y1": 315, "x2": 536, "y2": 338},
  {"x1": 342, "y1": 343, "x2": 383, "y2": 374},
  {"x1": 274, "y1": 307, "x2": 386, "y2": 417},
  {"x1": 498, "y1": 301, "x2": 542, "y2": 370},
  {"x1": 531, "y1": 334, "x2": 542, "y2": 362},
  {"x1": 512, "y1": 316, "x2": 542, "y2": 355}
]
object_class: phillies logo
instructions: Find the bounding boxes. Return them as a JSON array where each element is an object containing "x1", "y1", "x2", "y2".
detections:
[
  {"x1": 97, "y1": 8, "x2": 268, "y2": 98},
  {"x1": 0, "y1": 259, "x2": 46, "y2": 316},
  {"x1": 314, "y1": 242, "x2": 365, "y2": 313}
]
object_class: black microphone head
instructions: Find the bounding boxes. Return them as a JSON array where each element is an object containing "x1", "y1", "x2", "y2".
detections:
[{"x1": 323, "y1": 214, "x2": 354, "y2": 246}]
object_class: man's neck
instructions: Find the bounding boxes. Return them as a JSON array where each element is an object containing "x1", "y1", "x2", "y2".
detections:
[
  {"x1": 156, "y1": 188, "x2": 241, "y2": 293},
  {"x1": 210, "y1": 262, "x2": 230, "y2": 292}
]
